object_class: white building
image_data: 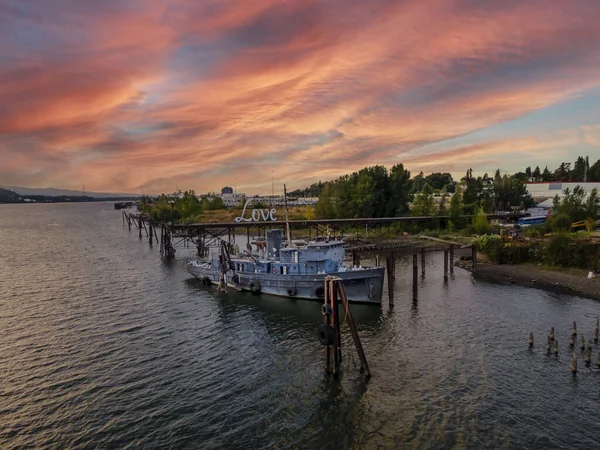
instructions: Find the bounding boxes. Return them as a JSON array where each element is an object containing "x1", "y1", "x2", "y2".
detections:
[{"x1": 525, "y1": 182, "x2": 600, "y2": 200}]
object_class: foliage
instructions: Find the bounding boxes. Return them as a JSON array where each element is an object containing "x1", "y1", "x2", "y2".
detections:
[
  {"x1": 449, "y1": 187, "x2": 464, "y2": 228},
  {"x1": 140, "y1": 191, "x2": 204, "y2": 223},
  {"x1": 411, "y1": 183, "x2": 435, "y2": 216},
  {"x1": 201, "y1": 195, "x2": 224, "y2": 211},
  {"x1": 552, "y1": 186, "x2": 599, "y2": 222},
  {"x1": 544, "y1": 235, "x2": 600, "y2": 269},
  {"x1": 550, "y1": 212, "x2": 572, "y2": 232},
  {"x1": 314, "y1": 164, "x2": 412, "y2": 219},
  {"x1": 472, "y1": 207, "x2": 490, "y2": 235},
  {"x1": 474, "y1": 234, "x2": 530, "y2": 264}
]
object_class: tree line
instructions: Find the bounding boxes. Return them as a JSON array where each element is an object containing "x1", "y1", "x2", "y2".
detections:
[{"x1": 309, "y1": 155, "x2": 600, "y2": 220}]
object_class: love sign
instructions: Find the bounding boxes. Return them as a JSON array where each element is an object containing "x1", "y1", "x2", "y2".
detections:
[{"x1": 235, "y1": 200, "x2": 277, "y2": 222}]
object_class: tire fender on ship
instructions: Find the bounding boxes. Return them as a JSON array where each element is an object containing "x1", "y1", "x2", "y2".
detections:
[
  {"x1": 287, "y1": 287, "x2": 297, "y2": 297},
  {"x1": 318, "y1": 323, "x2": 335, "y2": 346},
  {"x1": 250, "y1": 280, "x2": 261, "y2": 294},
  {"x1": 315, "y1": 286, "x2": 325, "y2": 299}
]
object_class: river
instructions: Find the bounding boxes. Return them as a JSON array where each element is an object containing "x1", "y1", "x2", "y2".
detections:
[{"x1": 1, "y1": 202, "x2": 599, "y2": 449}]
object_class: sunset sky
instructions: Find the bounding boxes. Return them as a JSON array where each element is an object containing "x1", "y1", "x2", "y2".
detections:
[{"x1": 1, "y1": 0, "x2": 600, "y2": 195}]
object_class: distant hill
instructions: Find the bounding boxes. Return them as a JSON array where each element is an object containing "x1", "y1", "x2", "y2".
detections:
[
  {"x1": 1, "y1": 185, "x2": 140, "y2": 198},
  {"x1": 0, "y1": 187, "x2": 20, "y2": 201}
]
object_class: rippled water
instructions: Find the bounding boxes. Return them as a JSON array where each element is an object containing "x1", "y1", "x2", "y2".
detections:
[{"x1": 1, "y1": 203, "x2": 600, "y2": 449}]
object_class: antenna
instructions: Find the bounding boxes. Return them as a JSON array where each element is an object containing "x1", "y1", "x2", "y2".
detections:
[{"x1": 284, "y1": 184, "x2": 292, "y2": 247}]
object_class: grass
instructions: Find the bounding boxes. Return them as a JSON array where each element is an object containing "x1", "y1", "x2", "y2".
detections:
[{"x1": 196, "y1": 206, "x2": 314, "y2": 223}]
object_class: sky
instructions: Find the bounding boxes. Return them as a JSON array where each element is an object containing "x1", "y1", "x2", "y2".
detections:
[{"x1": 1, "y1": 0, "x2": 600, "y2": 195}]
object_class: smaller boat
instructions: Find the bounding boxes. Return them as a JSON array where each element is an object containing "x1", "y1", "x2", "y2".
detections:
[{"x1": 187, "y1": 229, "x2": 384, "y2": 304}]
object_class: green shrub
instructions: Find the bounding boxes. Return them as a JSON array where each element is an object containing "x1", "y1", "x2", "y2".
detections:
[
  {"x1": 474, "y1": 234, "x2": 531, "y2": 264},
  {"x1": 472, "y1": 207, "x2": 490, "y2": 235},
  {"x1": 550, "y1": 213, "x2": 572, "y2": 233},
  {"x1": 545, "y1": 234, "x2": 573, "y2": 267}
]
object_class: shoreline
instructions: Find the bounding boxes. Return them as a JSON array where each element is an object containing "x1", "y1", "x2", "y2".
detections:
[{"x1": 458, "y1": 261, "x2": 600, "y2": 300}]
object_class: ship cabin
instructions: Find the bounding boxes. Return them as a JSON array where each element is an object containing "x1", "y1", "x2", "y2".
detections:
[{"x1": 231, "y1": 230, "x2": 347, "y2": 276}]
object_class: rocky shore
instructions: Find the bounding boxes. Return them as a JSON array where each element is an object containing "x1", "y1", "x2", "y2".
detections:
[{"x1": 457, "y1": 260, "x2": 600, "y2": 300}]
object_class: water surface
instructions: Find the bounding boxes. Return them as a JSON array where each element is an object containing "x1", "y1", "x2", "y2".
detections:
[{"x1": 1, "y1": 203, "x2": 599, "y2": 449}]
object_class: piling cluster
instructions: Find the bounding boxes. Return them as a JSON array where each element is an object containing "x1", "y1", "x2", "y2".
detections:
[{"x1": 531, "y1": 318, "x2": 600, "y2": 374}]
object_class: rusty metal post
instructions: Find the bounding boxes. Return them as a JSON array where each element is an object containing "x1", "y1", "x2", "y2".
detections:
[
  {"x1": 331, "y1": 279, "x2": 340, "y2": 376},
  {"x1": 324, "y1": 279, "x2": 331, "y2": 374},
  {"x1": 421, "y1": 247, "x2": 425, "y2": 278},
  {"x1": 412, "y1": 253, "x2": 418, "y2": 300},
  {"x1": 338, "y1": 283, "x2": 371, "y2": 378},
  {"x1": 444, "y1": 249, "x2": 449, "y2": 278},
  {"x1": 449, "y1": 245, "x2": 454, "y2": 274}
]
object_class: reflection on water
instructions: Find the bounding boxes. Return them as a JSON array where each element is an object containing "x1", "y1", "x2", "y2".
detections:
[{"x1": 1, "y1": 203, "x2": 600, "y2": 449}]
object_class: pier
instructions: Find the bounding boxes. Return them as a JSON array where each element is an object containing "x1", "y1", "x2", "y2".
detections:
[{"x1": 121, "y1": 211, "x2": 477, "y2": 309}]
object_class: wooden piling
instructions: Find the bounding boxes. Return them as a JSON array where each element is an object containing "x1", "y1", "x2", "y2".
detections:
[
  {"x1": 159, "y1": 224, "x2": 164, "y2": 254},
  {"x1": 471, "y1": 245, "x2": 477, "y2": 270},
  {"x1": 138, "y1": 216, "x2": 142, "y2": 239},
  {"x1": 449, "y1": 245, "x2": 454, "y2": 274},
  {"x1": 148, "y1": 222, "x2": 153, "y2": 245},
  {"x1": 386, "y1": 252, "x2": 395, "y2": 308},
  {"x1": 443, "y1": 249, "x2": 449, "y2": 278},
  {"x1": 412, "y1": 253, "x2": 418, "y2": 300},
  {"x1": 421, "y1": 247, "x2": 425, "y2": 277}
]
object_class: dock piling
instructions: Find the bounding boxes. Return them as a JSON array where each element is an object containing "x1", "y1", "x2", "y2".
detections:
[
  {"x1": 386, "y1": 252, "x2": 395, "y2": 308},
  {"x1": 449, "y1": 245, "x2": 454, "y2": 274},
  {"x1": 471, "y1": 245, "x2": 477, "y2": 270},
  {"x1": 443, "y1": 249, "x2": 449, "y2": 278},
  {"x1": 421, "y1": 247, "x2": 425, "y2": 278},
  {"x1": 412, "y1": 253, "x2": 418, "y2": 300}
]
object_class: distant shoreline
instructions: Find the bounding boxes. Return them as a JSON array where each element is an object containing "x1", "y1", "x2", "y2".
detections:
[{"x1": 0, "y1": 198, "x2": 140, "y2": 204}]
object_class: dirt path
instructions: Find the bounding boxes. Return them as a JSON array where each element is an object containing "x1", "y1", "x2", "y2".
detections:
[{"x1": 461, "y1": 262, "x2": 600, "y2": 300}]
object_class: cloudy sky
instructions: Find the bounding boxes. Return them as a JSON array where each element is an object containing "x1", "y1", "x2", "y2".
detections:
[{"x1": 1, "y1": 0, "x2": 600, "y2": 194}]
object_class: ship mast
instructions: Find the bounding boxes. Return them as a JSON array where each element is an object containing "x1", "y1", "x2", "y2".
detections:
[{"x1": 283, "y1": 184, "x2": 292, "y2": 247}]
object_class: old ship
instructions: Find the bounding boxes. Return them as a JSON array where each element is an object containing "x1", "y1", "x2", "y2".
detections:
[{"x1": 187, "y1": 229, "x2": 384, "y2": 304}]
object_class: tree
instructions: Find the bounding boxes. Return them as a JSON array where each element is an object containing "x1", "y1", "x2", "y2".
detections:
[
  {"x1": 424, "y1": 172, "x2": 453, "y2": 191},
  {"x1": 387, "y1": 163, "x2": 412, "y2": 216},
  {"x1": 532, "y1": 166, "x2": 541, "y2": 181},
  {"x1": 551, "y1": 213, "x2": 572, "y2": 232},
  {"x1": 351, "y1": 172, "x2": 375, "y2": 218},
  {"x1": 449, "y1": 187, "x2": 464, "y2": 228},
  {"x1": 552, "y1": 186, "x2": 599, "y2": 222},
  {"x1": 315, "y1": 183, "x2": 335, "y2": 219},
  {"x1": 589, "y1": 159, "x2": 600, "y2": 182},
  {"x1": 570, "y1": 156, "x2": 586, "y2": 181},
  {"x1": 554, "y1": 162, "x2": 570, "y2": 181},
  {"x1": 472, "y1": 207, "x2": 490, "y2": 235},
  {"x1": 438, "y1": 193, "x2": 448, "y2": 216},
  {"x1": 542, "y1": 166, "x2": 553, "y2": 182},
  {"x1": 411, "y1": 183, "x2": 435, "y2": 217},
  {"x1": 525, "y1": 166, "x2": 532, "y2": 181},
  {"x1": 411, "y1": 171, "x2": 426, "y2": 193}
]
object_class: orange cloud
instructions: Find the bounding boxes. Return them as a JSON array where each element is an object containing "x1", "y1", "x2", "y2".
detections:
[{"x1": 2, "y1": 0, "x2": 600, "y2": 193}]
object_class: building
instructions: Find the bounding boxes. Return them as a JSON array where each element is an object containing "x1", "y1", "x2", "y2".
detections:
[{"x1": 525, "y1": 182, "x2": 600, "y2": 201}]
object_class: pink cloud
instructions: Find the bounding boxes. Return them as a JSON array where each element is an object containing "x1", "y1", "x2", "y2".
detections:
[{"x1": 2, "y1": 0, "x2": 600, "y2": 193}]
